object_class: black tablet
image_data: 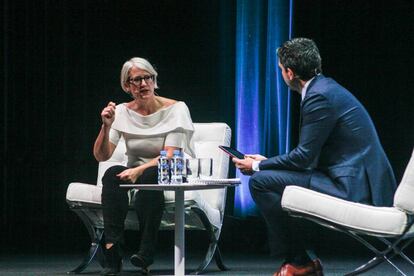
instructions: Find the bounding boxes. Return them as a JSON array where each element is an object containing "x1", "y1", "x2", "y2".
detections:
[{"x1": 218, "y1": 145, "x2": 245, "y2": 159}]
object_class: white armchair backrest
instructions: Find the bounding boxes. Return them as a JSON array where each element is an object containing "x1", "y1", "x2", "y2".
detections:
[
  {"x1": 96, "y1": 122, "x2": 231, "y2": 211},
  {"x1": 192, "y1": 123, "x2": 231, "y2": 211},
  {"x1": 394, "y1": 149, "x2": 414, "y2": 214}
]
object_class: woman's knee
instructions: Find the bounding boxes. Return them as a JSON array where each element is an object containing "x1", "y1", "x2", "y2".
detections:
[
  {"x1": 138, "y1": 166, "x2": 158, "y2": 184},
  {"x1": 102, "y1": 165, "x2": 127, "y2": 187}
]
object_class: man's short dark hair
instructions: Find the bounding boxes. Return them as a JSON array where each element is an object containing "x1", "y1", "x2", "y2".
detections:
[{"x1": 277, "y1": 38, "x2": 322, "y2": 81}]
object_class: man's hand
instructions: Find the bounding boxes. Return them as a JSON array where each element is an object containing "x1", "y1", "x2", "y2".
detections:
[
  {"x1": 232, "y1": 156, "x2": 255, "y2": 175},
  {"x1": 117, "y1": 167, "x2": 143, "y2": 183},
  {"x1": 245, "y1": 154, "x2": 267, "y2": 161}
]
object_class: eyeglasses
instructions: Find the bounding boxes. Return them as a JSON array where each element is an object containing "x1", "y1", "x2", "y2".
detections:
[{"x1": 127, "y1": 75, "x2": 154, "y2": 86}]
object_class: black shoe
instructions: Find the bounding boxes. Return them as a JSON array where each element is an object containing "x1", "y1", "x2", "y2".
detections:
[
  {"x1": 130, "y1": 253, "x2": 153, "y2": 274},
  {"x1": 101, "y1": 244, "x2": 123, "y2": 275}
]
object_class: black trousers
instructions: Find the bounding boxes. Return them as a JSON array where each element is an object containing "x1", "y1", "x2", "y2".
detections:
[
  {"x1": 101, "y1": 165, "x2": 164, "y2": 260},
  {"x1": 249, "y1": 169, "x2": 315, "y2": 264}
]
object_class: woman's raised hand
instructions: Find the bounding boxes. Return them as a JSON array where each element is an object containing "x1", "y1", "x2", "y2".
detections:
[{"x1": 101, "y1": 102, "x2": 116, "y2": 126}]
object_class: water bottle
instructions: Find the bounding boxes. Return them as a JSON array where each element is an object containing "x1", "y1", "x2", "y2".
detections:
[
  {"x1": 158, "y1": 150, "x2": 170, "y2": 184},
  {"x1": 171, "y1": 150, "x2": 184, "y2": 184}
]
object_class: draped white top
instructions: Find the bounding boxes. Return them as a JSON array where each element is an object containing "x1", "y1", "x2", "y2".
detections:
[{"x1": 109, "y1": 101, "x2": 195, "y2": 168}]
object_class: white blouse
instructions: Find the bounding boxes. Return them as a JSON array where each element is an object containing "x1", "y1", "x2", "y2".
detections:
[{"x1": 109, "y1": 101, "x2": 195, "y2": 168}]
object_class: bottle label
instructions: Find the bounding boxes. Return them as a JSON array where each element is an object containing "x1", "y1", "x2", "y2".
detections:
[
  {"x1": 171, "y1": 155, "x2": 184, "y2": 184},
  {"x1": 158, "y1": 157, "x2": 170, "y2": 184}
]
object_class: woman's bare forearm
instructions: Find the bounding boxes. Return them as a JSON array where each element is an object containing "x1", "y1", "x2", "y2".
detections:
[{"x1": 93, "y1": 124, "x2": 115, "y2": 161}]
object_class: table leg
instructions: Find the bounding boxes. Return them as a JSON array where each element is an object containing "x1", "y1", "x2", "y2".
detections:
[{"x1": 175, "y1": 189, "x2": 185, "y2": 276}]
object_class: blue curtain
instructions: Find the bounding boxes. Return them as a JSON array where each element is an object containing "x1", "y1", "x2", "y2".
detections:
[{"x1": 234, "y1": 0, "x2": 293, "y2": 217}]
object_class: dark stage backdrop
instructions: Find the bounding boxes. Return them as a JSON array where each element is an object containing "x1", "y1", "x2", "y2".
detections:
[
  {"x1": 1, "y1": 0, "x2": 237, "y2": 253},
  {"x1": 293, "y1": 0, "x2": 414, "y2": 181},
  {"x1": 2, "y1": 0, "x2": 413, "y2": 254}
]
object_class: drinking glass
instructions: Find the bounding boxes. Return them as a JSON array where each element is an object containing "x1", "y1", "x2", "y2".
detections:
[
  {"x1": 185, "y1": 158, "x2": 200, "y2": 181},
  {"x1": 199, "y1": 158, "x2": 213, "y2": 179}
]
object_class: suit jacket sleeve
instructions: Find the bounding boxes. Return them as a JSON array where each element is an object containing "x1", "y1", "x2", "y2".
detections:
[{"x1": 259, "y1": 93, "x2": 336, "y2": 171}]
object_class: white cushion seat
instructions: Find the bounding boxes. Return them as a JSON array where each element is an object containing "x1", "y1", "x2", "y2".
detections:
[
  {"x1": 282, "y1": 186, "x2": 412, "y2": 237},
  {"x1": 67, "y1": 182, "x2": 102, "y2": 206}
]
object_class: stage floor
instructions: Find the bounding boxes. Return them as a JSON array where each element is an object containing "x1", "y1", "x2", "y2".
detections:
[{"x1": 0, "y1": 250, "x2": 411, "y2": 275}]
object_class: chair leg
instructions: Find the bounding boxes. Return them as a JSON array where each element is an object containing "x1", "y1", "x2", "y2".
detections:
[
  {"x1": 399, "y1": 251, "x2": 414, "y2": 266},
  {"x1": 343, "y1": 230, "x2": 414, "y2": 276},
  {"x1": 190, "y1": 207, "x2": 228, "y2": 274},
  {"x1": 68, "y1": 234, "x2": 104, "y2": 274},
  {"x1": 341, "y1": 232, "x2": 389, "y2": 275},
  {"x1": 192, "y1": 236, "x2": 218, "y2": 274},
  {"x1": 384, "y1": 256, "x2": 408, "y2": 276},
  {"x1": 68, "y1": 208, "x2": 105, "y2": 274},
  {"x1": 344, "y1": 255, "x2": 385, "y2": 276},
  {"x1": 381, "y1": 237, "x2": 414, "y2": 276},
  {"x1": 213, "y1": 245, "x2": 228, "y2": 271},
  {"x1": 391, "y1": 237, "x2": 414, "y2": 266}
]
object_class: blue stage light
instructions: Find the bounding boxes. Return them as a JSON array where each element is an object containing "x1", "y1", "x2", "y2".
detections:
[{"x1": 234, "y1": 0, "x2": 293, "y2": 217}]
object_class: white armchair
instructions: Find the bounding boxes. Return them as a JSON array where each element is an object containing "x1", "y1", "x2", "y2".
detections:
[
  {"x1": 281, "y1": 149, "x2": 414, "y2": 276},
  {"x1": 66, "y1": 122, "x2": 232, "y2": 274}
]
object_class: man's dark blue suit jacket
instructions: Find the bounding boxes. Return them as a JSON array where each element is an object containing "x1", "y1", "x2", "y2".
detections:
[{"x1": 259, "y1": 75, "x2": 396, "y2": 207}]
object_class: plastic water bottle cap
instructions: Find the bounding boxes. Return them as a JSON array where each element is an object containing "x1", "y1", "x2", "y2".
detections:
[
  {"x1": 173, "y1": 150, "x2": 181, "y2": 155},
  {"x1": 160, "y1": 150, "x2": 167, "y2": 155}
]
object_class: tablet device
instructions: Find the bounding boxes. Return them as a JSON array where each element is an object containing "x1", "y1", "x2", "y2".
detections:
[{"x1": 218, "y1": 145, "x2": 245, "y2": 159}]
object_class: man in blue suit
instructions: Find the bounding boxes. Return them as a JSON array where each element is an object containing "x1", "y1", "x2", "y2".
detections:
[{"x1": 233, "y1": 37, "x2": 396, "y2": 276}]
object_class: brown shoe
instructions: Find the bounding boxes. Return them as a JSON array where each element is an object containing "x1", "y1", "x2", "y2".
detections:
[{"x1": 273, "y1": 259, "x2": 323, "y2": 276}]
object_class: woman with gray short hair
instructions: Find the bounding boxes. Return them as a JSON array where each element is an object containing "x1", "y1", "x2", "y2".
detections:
[{"x1": 94, "y1": 57, "x2": 195, "y2": 275}]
